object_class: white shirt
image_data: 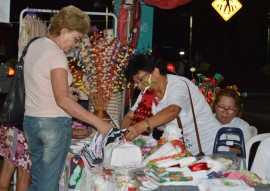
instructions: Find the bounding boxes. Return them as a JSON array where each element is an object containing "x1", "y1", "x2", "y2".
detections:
[
  {"x1": 132, "y1": 74, "x2": 221, "y2": 155},
  {"x1": 251, "y1": 136, "x2": 270, "y2": 180},
  {"x1": 222, "y1": 117, "x2": 252, "y2": 144}
]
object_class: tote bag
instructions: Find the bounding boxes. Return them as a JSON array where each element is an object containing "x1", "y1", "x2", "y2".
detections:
[{"x1": 0, "y1": 37, "x2": 39, "y2": 131}]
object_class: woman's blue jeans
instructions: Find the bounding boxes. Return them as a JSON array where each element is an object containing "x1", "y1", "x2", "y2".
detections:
[{"x1": 24, "y1": 116, "x2": 72, "y2": 191}]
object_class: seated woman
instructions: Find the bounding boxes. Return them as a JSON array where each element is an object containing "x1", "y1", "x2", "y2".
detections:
[
  {"x1": 121, "y1": 54, "x2": 221, "y2": 156},
  {"x1": 250, "y1": 135, "x2": 270, "y2": 180},
  {"x1": 213, "y1": 89, "x2": 252, "y2": 151}
]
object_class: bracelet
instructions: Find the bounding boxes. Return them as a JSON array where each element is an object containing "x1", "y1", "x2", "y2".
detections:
[{"x1": 145, "y1": 119, "x2": 150, "y2": 132}]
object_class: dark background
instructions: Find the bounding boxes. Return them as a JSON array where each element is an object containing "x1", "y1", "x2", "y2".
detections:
[
  {"x1": 153, "y1": 0, "x2": 270, "y2": 93},
  {"x1": 1, "y1": 0, "x2": 269, "y2": 92}
]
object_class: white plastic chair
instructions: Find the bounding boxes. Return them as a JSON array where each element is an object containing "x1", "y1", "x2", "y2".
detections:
[
  {"x1": 250, "y1": 126, "x2": 258, "y2": 137},
  {"x1": 243, "y1": 133, "x2": 270, "y2": 170}
]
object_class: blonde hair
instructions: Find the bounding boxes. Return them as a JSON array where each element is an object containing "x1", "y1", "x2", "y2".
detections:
[{"x1": 48, "y1": 5, "x2": 90, "y2": 36}]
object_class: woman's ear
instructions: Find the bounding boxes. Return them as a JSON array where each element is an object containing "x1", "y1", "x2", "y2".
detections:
[{"x1": 60, "y1": 28, "x2": 69, "y2": 37}]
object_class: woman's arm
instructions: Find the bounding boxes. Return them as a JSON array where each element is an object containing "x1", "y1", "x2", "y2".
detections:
[
  {"x1": 51, "y1": 68, "x2": 112, "y2": 137},
  {"x1": 125, "y1": 104, "x2": 181, "y2": 140},
  {"x1": 120, "y1": 110, "x2": 134, "y2": 129}
]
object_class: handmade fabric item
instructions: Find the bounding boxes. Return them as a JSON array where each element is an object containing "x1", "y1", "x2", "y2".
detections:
[
  {"x1": 104, "y1": 137, "x2": 143, "y2": 168},
  {"x1": 82, "y1": 128, "x2": 127, "y2": 166},
  {"x1": 69, "y1": 154, "x2": 85, "y2": 190},
  {"x1": 142, "y1": 142, "x2": 179, "y2": 166},
  {"x1": 102, "y1": 128, "x2": 127, "y2": 149}
]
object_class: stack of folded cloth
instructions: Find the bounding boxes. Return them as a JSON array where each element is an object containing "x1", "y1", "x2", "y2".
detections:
[
  {"x1": 81, "y1": 128, "x2": 128, "y2": 167},
  {"x1": 81, "y1": 132, "x2": 103, "y2": 166}
]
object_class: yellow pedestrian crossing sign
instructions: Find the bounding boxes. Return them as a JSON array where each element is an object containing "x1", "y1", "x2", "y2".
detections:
[{"x1": 212, "y1": 0, "x2": 242, "y2": 21}]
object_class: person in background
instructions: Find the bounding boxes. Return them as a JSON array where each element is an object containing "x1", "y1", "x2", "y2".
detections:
[
  {"x1": 23, "y1": 6, "x2": 112, "y2": 191},
  {"x1": 213, "y1": 89, "x2": 252, "y2": 151},
  {"x1": 121, "y1": 54, "x2": 221, "y2": 156},
  {"x1": 0, "y1": 125, "x2": 31, "y2": 191},
  {"x1": 250, "y1": 135, "x2": 270, "y2": 181},
  {"x1": 175, "y1": 48, "x2": 191, "y2": 79}
]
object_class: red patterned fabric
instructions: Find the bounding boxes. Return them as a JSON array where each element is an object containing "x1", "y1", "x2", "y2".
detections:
[
  {"x1": 117, "y1": 0, "x2": 141, "y2": 47},
  {"x1": 0, "y1": 124, "x2": 31, "y2": 171},
  {"x1": 144, "y1": 0, "x2": 192, "y2": 9}
]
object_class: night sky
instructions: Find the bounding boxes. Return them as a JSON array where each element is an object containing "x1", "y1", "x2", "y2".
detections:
[{"x1": 1, "y1": 0, "x2": 270, "y2": 92}]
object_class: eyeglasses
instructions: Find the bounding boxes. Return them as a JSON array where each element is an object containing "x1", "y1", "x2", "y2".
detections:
[
  {"x1": 134, "y1": 72, "x2": 149, "y2": 87},
  {"x1": 74, "y1": 36, "x2": 82, "y2": 44},
  {"x1": 216, "y1": 104, "x2": 236, "y2": 114}
]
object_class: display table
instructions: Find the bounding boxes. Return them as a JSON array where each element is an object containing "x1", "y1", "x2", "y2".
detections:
[
  {"x1": 59, "y1": 137, "x2": 104, "y2": 191},
  {"x1": 155, "y1": 185, "x2": 270, "y2": 191},
  {"x1": 58, "y1": 136, "x2": 269, "y2": 191}
]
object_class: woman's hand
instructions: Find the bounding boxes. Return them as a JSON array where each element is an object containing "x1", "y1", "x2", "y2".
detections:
[
  {"x1": 125, "y1": 124, "x2": 145, "y2": 141},
  {"x1": 99, "y1": 122, "x2": 113, "y2": 138},
  {"x1": 72, "y1": 129, "x2": 89, "y2": 137}
]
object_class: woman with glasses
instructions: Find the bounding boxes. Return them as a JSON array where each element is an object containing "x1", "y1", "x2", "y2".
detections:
[
  {"x1": 121, "y1": 54, "x2": 221, "y2": 156},
  {"x1": 213, "y1": 89, "x2": 252, "y2": 151},
  {"x1": 23, "y1": 6, "x2": 112, "y2": 191}
]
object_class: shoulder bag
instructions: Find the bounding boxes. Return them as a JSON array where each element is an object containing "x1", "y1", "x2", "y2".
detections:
[{"x1": 0, "y1": 37, "x2": 39, "y2": 131}]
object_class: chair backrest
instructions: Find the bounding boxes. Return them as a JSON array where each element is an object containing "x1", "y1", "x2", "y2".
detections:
[
  {"x1": 244, "y1": 133, "x2": 270, "y2": 170},
  {"x1": 213, "y1": 127, "x2": 246, "y2": 169},
  {"x1": 250, "y1": 126, "x2": 258, "y2": 137}
]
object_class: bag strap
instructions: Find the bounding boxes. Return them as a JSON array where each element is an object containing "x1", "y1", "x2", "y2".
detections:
[
  {"x1": 19, "y1": 37, "x2": 40, "y2": 66},
  {"x1": 178, "y1": 80, "x2": 205, "y2": 157}
]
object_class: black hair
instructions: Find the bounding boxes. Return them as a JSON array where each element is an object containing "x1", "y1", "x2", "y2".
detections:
[{"x1": 125, "y1": 54, "x2": 173, "y2": 82}]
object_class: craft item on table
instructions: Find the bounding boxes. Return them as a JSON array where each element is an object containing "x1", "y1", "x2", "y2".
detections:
[
  {"x1": 155, "y1": 156, "x2": 197, "y2": 168},
  {"x1": 146, "y1": 165, "x2": 209, "y2": 183},
  {"x1": 144, "y1": 167, "x2": 198, "y2": 187},
  {"x1": 133, "y1": 135, "x2": 158, "y2": 156},
  {"x1": 103, "y1": 137, "x2": 143, "y2": 168},
  {"x1": 102, "y1": 128, "x2": 127, "y2": 149},
  {"x1": 142, "y1": 142, "x2": 179, "y2": 166},
  {"x1": 207, "y1": 171, "x2": 226, "y2": 179},
  {"x1": 68, "y1": 155, "x2": 85, "y2": 190},
  {"x1": 103, "y1": 142, "x2": 117, "y2": 168},
  {"x1": 135, "y1": 175, "x2": 159, "y2": 190},
  {"x1": 198, "y1": 178, "x2": 255, "y2": 191},
  {"x1": 94, "y1": 175, "x2": 115, "y2": 191},
  {"x1": 227, "y1": 170, "x2": 267, "y2": 186},
  {"x1": 197, "y1": 156, "x2": 227, "y2": 172},
  {"x1": 114, "y1": 174, "x2": 141, "y2": 190},
  {"x1": 73, "y1": 121, "x2": 89, "y2": 130},
  {"x1": 82, "y1": 128, "x2": 127, "y2": 167},
  {"x1": 81, "y1": 132, "x2": 103, "y2": 166},
  {"x1": 70, "y1": 145, "x2": 84, "y2": 154},
  {"x1": 170, "y1": 139, "x2": 186, "y2": 154},
  {"x1": 188, "y1": 162, "x2": 210, "y2": 172},
  {"x1": 161, "y1": 124, "x2": 183, "y2": 142}
]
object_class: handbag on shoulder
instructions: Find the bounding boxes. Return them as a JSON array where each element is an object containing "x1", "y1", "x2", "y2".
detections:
[{"x1": 0, "y1": 37, "x2": 39, "y2": 131}]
